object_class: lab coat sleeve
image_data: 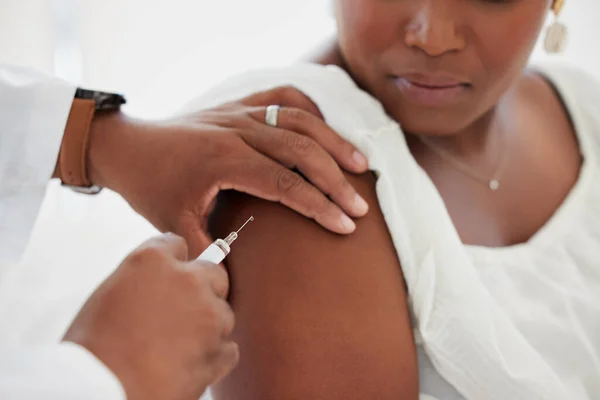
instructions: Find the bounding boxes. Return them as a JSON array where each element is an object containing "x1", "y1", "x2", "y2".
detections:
[
  {"x1": 0, "y1": 64, "x2": 76, "y2": 267},
  {"x1": 0, "y1": 342, "x2": 126, "y2": 399},
  {"x1": 0, "y1": 66, "x2": 127, "y2": 399}
]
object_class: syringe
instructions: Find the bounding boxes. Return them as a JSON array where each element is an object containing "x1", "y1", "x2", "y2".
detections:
[{"x1": 197, "y1": 216, "x2": 254, "y2": 264}]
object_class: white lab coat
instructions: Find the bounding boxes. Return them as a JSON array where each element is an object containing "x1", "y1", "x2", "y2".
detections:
[{"x1": 0, "y1": 65, "x2": 125, "y2": 399}]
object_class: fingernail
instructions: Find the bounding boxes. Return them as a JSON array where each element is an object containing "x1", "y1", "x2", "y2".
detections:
[
  {"x1": 352, "y1": 150, "x2": 368, "y2": 167},
  {"x1": 353, "y1": 194, "x2": 369, "y2": 214},
  {"x1": 340, "y1": 214, "x2": 356, "y2": 233}
]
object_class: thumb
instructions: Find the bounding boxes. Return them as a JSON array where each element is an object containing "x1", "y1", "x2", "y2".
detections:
[{"x1": 137, "y1": 232, "x2": 189, "y2": 261}]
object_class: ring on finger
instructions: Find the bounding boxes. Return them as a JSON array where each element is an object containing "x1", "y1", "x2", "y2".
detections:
[{"x1": 265, "y1": 105, "x2": 281, "y2": 127}]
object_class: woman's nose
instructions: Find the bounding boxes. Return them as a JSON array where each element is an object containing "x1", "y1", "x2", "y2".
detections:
[{"x1": 404, "y1": 3, "x2": 466, "y2": 57}]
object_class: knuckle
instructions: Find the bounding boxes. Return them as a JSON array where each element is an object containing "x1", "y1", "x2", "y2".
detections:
[
  {"x1": 275, "y1": 169, "x2": 305, "y2": 195},
  {"x1": 206, "y1": 266, "x2": 230, "y2": 297},
  {"x1": 284, "y1": 107, "x2": 307, "y2": 125},
  {"x1": 308, "y1": 194, "x2": 334, "y2": 219},
  {"x1": 126, "y1": 246, "x2": 169, "y2": 268},
  {"x1": 194, "y1": 266, "x2": 215, "y2": 284},
  {"x1": 242, "y1": 108, "x2": 262, "y2": 126},
  {"x1": 222, "y1": 344, "x2": 240, "y2": 368},
  {"x1": 175, "y1": 269, "x2": 203, "y2": 293},
  {"x1": 215, "y1": 341, "x2": 238, "y2": 360},
  {"x1": 222, "y1": 307, "x2": 235, "y2": 332},
  {"x1": 203, "y1": 303, "x2": 223, "y2": 329},
  {"x1": 198, "y1": 319, "x2": 221, "y2": 346},
  {"x1": 212, "y1": 266, "x2": 230, "y2": 287},
  {"x1": 169, "y1": 234, "x2": 189, "y2": 252},
  {"x1": 332, "y1": 174, "x2": 351, "y2": 195},
  {"x1": 285, "y1": 134, "x2": 316, "y2": 157},
  {"x1": 226, "y1": 308, "x2": 236, "y2": 331},
  {"x1": 273, "y1": 85, "x2": 298, "y2": 100},
  {"x1": 212, "y1": 134, "x2": 242, "y2": 157},
  {"x1": 204, "y1": 301, "x2": 219, "y2": 319},
  {"x1": 218, "y1": 281, "x2": 230, "y2": 299}
]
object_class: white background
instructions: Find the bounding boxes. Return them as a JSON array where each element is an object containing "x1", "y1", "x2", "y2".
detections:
[{"x1": 0, "y1": 1, "x2": 598, "y2": 399}]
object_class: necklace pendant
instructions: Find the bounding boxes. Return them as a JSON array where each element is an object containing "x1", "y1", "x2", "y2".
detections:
[{"x1": 489, "y1": 180, "x2": 500, "y2": 191}]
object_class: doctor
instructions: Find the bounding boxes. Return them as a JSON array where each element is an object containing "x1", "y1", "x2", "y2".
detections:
[{"x1": 0, "y1": 65, "x2": 369, "y2": 399}]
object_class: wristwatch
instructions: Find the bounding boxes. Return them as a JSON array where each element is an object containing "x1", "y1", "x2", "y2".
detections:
[
  {"x1": 74, "y1": 87, "x2": 127, "y2": 111},
  {"x1": 58, "y1": 88, "x2": 126, "y2": 194}
]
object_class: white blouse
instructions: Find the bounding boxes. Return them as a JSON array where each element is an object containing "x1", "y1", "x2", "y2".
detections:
[
  {"x1": 186, "y1": 62, "x2": 600, "y2": 400},
  {"x1": 414, "y1": 63, "x2": 600, "y2": 400}
]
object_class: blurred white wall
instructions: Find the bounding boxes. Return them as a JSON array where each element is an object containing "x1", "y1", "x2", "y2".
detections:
[
  {"x1": 0, "y1": 1, "x2": 598, "y2": 399},
  {"x1": 0, "y1": 0, "x2": 56, "y2": 72},
  {"x1": 74, "y1": 0, "x2": 336, "y2": 117}
]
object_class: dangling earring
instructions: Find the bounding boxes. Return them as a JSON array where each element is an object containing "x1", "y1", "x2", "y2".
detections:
[{"x1": 544, "y1": 0, "x2": 568, "y2": 53}]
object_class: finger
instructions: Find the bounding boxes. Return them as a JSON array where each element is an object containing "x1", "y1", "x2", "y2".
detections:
[
  {"x1": 251, "y1": 106, "x2": 369, "y2": 174},
  {"x1": 240, "y1": 85, "x2": 323, "y2": 118},
  {"x1": 242, "y1": 87, "x2": 369, "y2": 173},
  {"x1": 138, "y1": 233, "x2": 189, "y2": 262},
  {"x1": 189, "y1": 260, "x2": 231, "y2": 299},
  {"x1": 216, "y1": 299, "x2": 235, "y2": 338},
  {"x1": 209, "y1": 341, "x2": 240, "y2": 385},
  {"x1": 219, "y1": 154, "x2": 356, "y2": 234},
  {"x1": 242, "y1": 124, "x2": 368, "y2": 218}
]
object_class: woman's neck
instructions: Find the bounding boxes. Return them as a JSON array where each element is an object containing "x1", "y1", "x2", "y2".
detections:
[{"x1": 409, "y1": 107, "x2": 503, "y2": 157}]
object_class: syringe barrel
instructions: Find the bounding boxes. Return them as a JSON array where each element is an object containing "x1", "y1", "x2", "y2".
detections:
[{"x1": 197, "y1": 239, "x2": 231, "y2": 264}]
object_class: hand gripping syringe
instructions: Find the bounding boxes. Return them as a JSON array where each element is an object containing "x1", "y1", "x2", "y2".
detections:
[{"x1": 196, "y1": 216, "x2": 254, "y2": 264}]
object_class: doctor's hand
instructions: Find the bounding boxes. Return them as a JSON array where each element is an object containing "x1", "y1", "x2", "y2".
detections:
[
  {"x1": 63, "y1": 233, "x2": 237, "y2": 400},
  {"x1": 85, "y1": 86, "x2": 369, "y2": 256}
]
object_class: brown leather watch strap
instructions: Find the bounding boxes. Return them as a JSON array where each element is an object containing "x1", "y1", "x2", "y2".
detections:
[{"x1": 57, "y1": 98, "x2": 96, "y2": 188}]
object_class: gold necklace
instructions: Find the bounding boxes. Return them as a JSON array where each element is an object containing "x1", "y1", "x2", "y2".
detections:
[{"x1": 418, "y1": 131, "x2": 510, "y2": 191}]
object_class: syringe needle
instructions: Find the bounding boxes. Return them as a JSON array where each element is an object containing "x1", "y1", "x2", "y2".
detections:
[
  {"x1": 198, "y1": 216, "x2": 255, "y2": 263},
  {"x1": 236, "y1": 216, "x2": 254, "y2": 234}
]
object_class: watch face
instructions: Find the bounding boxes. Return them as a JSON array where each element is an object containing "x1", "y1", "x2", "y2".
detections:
[{"x1": 75, "y1": 88, "x2": 126, "y2": 110}]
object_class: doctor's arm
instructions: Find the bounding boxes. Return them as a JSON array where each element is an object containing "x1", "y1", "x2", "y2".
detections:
[
  {"x1": 51, "y1": 84, "x2": 369, "y2": 256},
  {"x1": 0, "y1": 233, "x2": 237, "y2": 400}
]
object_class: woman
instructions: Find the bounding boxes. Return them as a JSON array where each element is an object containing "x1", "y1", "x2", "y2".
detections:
[{"x1": 194, "y1": 0, "x2": 600, "y2": 398}]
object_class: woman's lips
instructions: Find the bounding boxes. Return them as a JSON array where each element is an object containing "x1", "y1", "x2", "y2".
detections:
[{"x1": 392, "y1": 75, "x2": 470, "y2": 107}]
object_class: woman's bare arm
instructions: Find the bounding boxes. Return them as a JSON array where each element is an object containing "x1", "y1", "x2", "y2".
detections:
[{"x1": 208, "y1": 171, "x2": 419, "y2": 400}]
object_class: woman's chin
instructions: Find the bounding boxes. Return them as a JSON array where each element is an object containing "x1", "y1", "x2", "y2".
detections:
[{"x1": 384, "y1": 102, "x2": 479, "y2": 137}]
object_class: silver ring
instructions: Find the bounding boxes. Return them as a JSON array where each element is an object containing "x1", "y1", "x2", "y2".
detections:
[{"x1": 265, "y1": 105, "x2": 280, "y2": 127}]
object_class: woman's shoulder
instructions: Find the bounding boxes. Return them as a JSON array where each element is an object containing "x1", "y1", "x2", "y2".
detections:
[
  {"x1": 527, "y1": 62, "x2": 600, "y2": 156},
  {"x1": 182, "y1": 63, "x2": 395, "y2": 144},
  {"x1": 530, "y1": 62, "x2": 600, "y2": 119},
  {"x1": 531, "y1": 62, "x2": 600, "y2": 88}
]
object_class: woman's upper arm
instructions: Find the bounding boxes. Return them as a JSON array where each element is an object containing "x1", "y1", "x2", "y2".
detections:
[{"x1": 208, "y1": 172, "x2": 418, "y2": 400}]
